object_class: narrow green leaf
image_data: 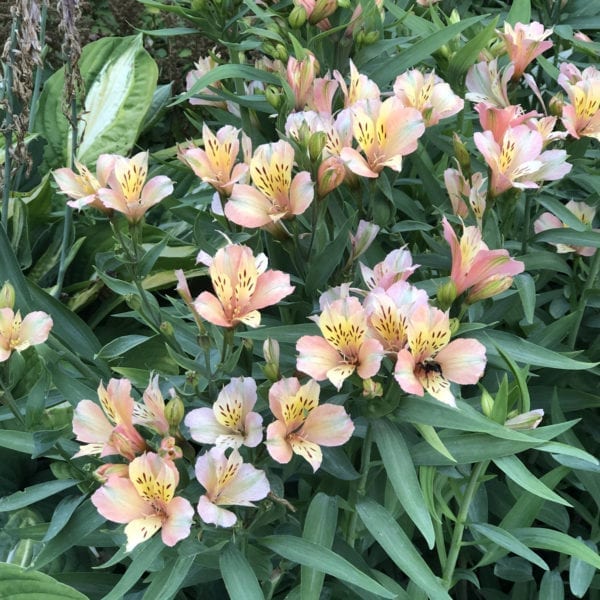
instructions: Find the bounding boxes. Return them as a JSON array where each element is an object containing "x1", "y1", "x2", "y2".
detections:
[
  {"x1": 569, "y1": 539, "x2": 597, "y2": 598},
  {"x1": 534, "y1": 228, "x2": 600, "y2": 249},
  {"x1": 356, "y1": 498, "x2": 451, "y2": 600},
  {"x1": 220, "y1": 543, "x2": 264, "y2": 600},
  {"x1": 374, "y1": 420, "x2": 435, "y2": 548},
  {"x1": 470, "y1": 523, "x2": 549, "y2": 571},
  {"x1": 0, "y1": 563, "x2": 88, "y2": 599},
  {"x1": 494, "y1": 456, "x2": 571, "y2": 507},
  {"x1": 0, "y1": 479, "x2": 78, "y2": 512},
  {"x1": 302, "y1": 493, "x2": 338, "y2": 600},
  {"x1": 514, "y1": 273, "x2": 536, "y2": 325},
  {"x1": 0, "y1": 430, "x2": 35, "y2": 454},
  {"x1": 506, "y1": 0, "x2": 531, "y2": 25},
  {"x1": 96, "y1": 334, "x2": 153, "y2": 359},
  {"x1": 539, "y1": 570, "x2": 564, "y2": 600},
  {"x1": 259, "y1": 536, "x2": 395, "y2": 599},
  {"x1": 143, "y1": 554, "x2": 197, "y2": 600},
  {"x1": 235, "y1": 323, "x2": 319, "y2": 343},
  {"x1": 413, "y1": 423, "x2": 456, "y2": 463},
  {"x1": 535, "y1": 196, "x2": 588, "y2": 231},
  {"x1": 43, "y1": 495, "x2": 85, "y2": 542}
]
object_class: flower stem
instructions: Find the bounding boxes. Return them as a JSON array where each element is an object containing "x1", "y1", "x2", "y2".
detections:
[
  {"x1": 567, "y1": 249, "x2": 600, "y2": 349},
  {"x1": 442, "y1": 460, "x2": 489, "y2": 590},
  {"x1": 521, "y1": 192, "x2": 531, "y2": 255}
]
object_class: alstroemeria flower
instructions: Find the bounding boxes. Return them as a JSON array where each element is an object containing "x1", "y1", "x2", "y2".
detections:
[
  {"x1": 193, "y1": 243, "x2": 294, "y2": 328},
  {"x1": 558, "y1": 63, "x2": 600, "y2": 141},
  {"x1": 475, "y1": 103, "x2": 539, "y2": 143},
  {"x1": 186, "y1": 53, "x2": 239, "y2": 114},
  {"x1": 132, "y1": 375, "x2": 170, "y2": 436},
  {"x1": 296, "y1": 295, "x2": 384, "y2": 390},
  {"x1": 340, "y1": 98, "x2": 425, "y2": 178},
  {"x1": 500, "y1": 21, "x2": 553, "y2": 80},
  {"x1": 265, "y1": 378, "x2": 354, "y2": 472},
  {"x1": 92, "y1": 452, "x2": 194, "y2": 552},
  {"x1": 53, "y1": 154, "x2": 116, "y2": 212},
  {"x1": 286, "y1": 54, "x2": 319, "y2": 110},
  {"x1": 534, "y1": 200, "x2": 598, "y2": 256},
  {"x1": 394, "y1": 304, "x2": 487, "y2": 406},
  {"x1": 442, "y1": 217, "x2": 524, "y2": 303},
  {"x1": 226, "y1": 141, "x2": 314, "y2": 228},
  {"x1": 0, "y1": 308, "x2": 53, "y2": 362},
  {"x1": 185, "y1": 377, "x2": 263, "y2": 449},
  {"x1": 474, "y1": 125, "x2": 571, "y2": 197},
  {"x1": 178, "y1": 124, "x2": 251, "y2": 198},
  {"x1": 98, "y1": 152, "x2": 173, "y2": 223},
  {"x1": 334, "y1": 60, "x2": 380, "y2": 108},
  {"x1": 72, "y1": 378, "x2": 146, "y2": 460},
  {"x1": 393, "y1": 70, "x2": 464, "y2": 126},
  {"x1": 360, "y1": 247, "x2": 419, "y2": 290},
  {"x1": 195, "y1": 448, "x2": 270, "y2": 527},
  {"x1": 364, "y1": 281, "x2": 429, "y2": 353},
  {"x1": 444, "y1": 165, "x2": 487, "y2": 227},
  {"x1": 466, "y1": 59, "x2": 513, "y2": 108},
  {"x1": 349, "y1": 220, "x2": 380, "y2": 263},
  {"x1": 296, "y1": 0, "x2": 337, "y2": 28}
]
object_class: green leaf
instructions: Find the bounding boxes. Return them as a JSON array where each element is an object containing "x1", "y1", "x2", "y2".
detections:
[
  {"x1": 0, "y1": 430, "x2": 35, "y2": 454},
  {"x1": 235, "y1": 323, "x2": 319, "y2": 343},
  {"x1": 493, "y1": 456, "x2": 571, "y2": 507},
  {"x1": 220, "y1": 543, "x2": 264, "y2": 600},
  {"x1": 470, "y1": 523, "x2": 549, "y2": 570},
  {"x1": 373, "y1": 420, "x2": 435, "y2": 548},
  {"x1": 356, "y1": 498, "x2": 451, "y2": 600},
  {"x1": 413, "y1": 423, "x2": 456, "y2": 463},
  {"x1": 0, "y1": 479, "x2": 78, "y2": 512},
  {"x1": 43, "y1": 495, "x2": 85, "y2": 542},
  {"x1": 143, "y1": 553, "x2": 197, "y2": 599},
  {"x1": 301, "y1": 493, "x2": 338, "y2": 600},
  {"x1": 569, "y1": 539, "x2": 597, "y2": 598},
  {"x1": 534, "y1": 228, "x2": 600, "y2": 249},
  {"x1": 539, "y1": 570, "x2": 564, "y2": 600},
  {"x1": 0, "y1": 563, "x2": 89, "y2": 599},
  {"x1": 506, "y1": 0, "x2": 531, "y2": 25},
  {"x1": 96, "y1": 334, "x2": 153, "y2": 359},
  {"x1": 535, "y1": 196, "x2": 588, "y2": 231},
  {"x1": 259, "y1": 536, "x2": 395, "y2": 599},
  {"x1": 514, "y1": 273, "x2": 536, "y2": 325}
]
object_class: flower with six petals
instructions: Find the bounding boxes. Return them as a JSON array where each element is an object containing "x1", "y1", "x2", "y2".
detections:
[{"x1": 0, "y1": 308, "x2": 53, "y2": 363}]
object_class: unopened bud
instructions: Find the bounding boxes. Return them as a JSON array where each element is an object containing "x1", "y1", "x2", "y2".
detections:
[
  {"x1": 308, "y1": 131, "x2": 327, "y2": 161},
  {"x1": 160, "y1": 321, "x2": 174, "y2": 337},
  {"x1": 191, "y1": 0, "x2": 206, "y2": 10},
  {"x1": 275, "y1": 44, "x2": 289, "y2": 61},
  {"x1": 159, "y1": 435, "x2": 183, "y2": 460},
  {"x1": 289, "y1": 5, "x2": 307, "y2": 28},
  {"x1": 0, "y1": 282, "x2": 15, "y2": 309},
  {"x1": 350, "y1": 220, "x2": 380, "y2": 262},
  {"x1": 337, "y1": 0, "x2": 351, "y2": 7},
  {"x1": 317, "y1": 157, "x2": 345, "y2": 198},
  {"x1": 362, "y1": 378, "x2": 383, "y2": 398},
  {"x1": 94, "y1": 463, "x2": 129, "y2": 483},
  {"x1": 437, "y1": 280, "x2": 458, "y2": 310},
  {"x1": 265, "y1": 85, "x2": 284, "y2": 109},
  {"x1": 448, "y1": 8, "x2": 460, "y2": 24},
  {"x1": 263, "y1": 337, "x2": 280, "y2": 381},
  {"x1": 481, "y1": 388, "x2": 494, "y2": 417},
  {"x1": 165, "y1": 394, "x2": 185, "y2": 429},
  {"x1": 505, "y1": 409, "x2": 544, "y2": 430},
  {"x1": 452, "y1": 133, "x2": 471, "y2": 173},
  {"x1": 309, "y1": 0, "x2": 337, "y2": 24},
  {"x1": 371, "y1": 196, "x2": 393, "y2": 226},
  {"x1": 448, "y1": 317, "x2": 460, "y2": 336},
  {"x1": 548, "y1": 93, "x2": 564, "y2": 117},
  {"x1": 357, "y1": 30, "x2": 380, "y2": 46}
]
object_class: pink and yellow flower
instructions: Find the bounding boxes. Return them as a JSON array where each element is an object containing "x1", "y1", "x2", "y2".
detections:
[
  {"x1": 393, "y1": 69, "x2": 464, "y2": 127},
  {"x1": 296, "y1": 295, "x2": 384, "y2": 390},
  {"x1": 178, "y1": 124, "x2": 251, "y2": 198},
  {"x1": 193, "y1": 244, "x2": 294, "y2": 328},
  {"x1": 534, "y1": 200, "x2": 598, "y2": 256},
  {"x1": 226, "y1": 141, "x2": 314, "y2": 228},
  {"x1": 443, "y1": 165, "x2": 487, "y2": 227},
  {"x1": 195, "y1": 447, "x2": 270, "y2": 527},
  {"x1": 97, "y1": 152, "x2": 173, "y2": 223},
  {"x1": 0, "y1": 308, "x2": 52, "y2": 362},
  {"x1": 475, "y1": 103, "x2": 539, "y2": 144},
  {"x1": 500, "y1": 21, "x2": 553, "y2": 80},
  {"x1": 474, "y1": 125, "x2": 571, "y2": 197},
  {"x1": 132, "y1": 375, "x2": 170, "y2": 436},
  {"x1": 442, "y1": 217, "x2": 524, "y2": 303},
  {"x1": 265, "y1": 377, "x2": 354, "y2": 472},
  {"x1": 360, "y1": 247, "x2": 419, "y2": 290},
  {"x1": 186, "y1": 53, "x2": 237, "y2": 113},
  {"x1": 558, "y1": 63, "x2": 600, "y2": 141},
  {"x1": 340, "y1": 98, "x2": 425, "y2": 178},
  {"x1": 184, "y1": 377, "x2": 263, "y2": 449},
  {"x1": 91, "y1": 452, "x2": 194, "y2": 551},
  {"x1": 72, "y1": 378, "x2": 146, "y2": 460},
  {"x1": 53, "y1": 154, "x2": 116, "y2": 212},
  {"x1": 394, "y1": 304, "x2": 487, "y2": 406},
  {"x1": 466, "y1": 59, "x2": 513, "y2": 108},
  {"x1": 334, "y1": 60, "x2": 380, "y2": 108},
  {"x1": 286, "y1": 54, "x2": 320, "y2": 110}
]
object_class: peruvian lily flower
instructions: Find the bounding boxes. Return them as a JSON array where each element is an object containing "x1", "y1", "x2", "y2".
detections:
[
  {"x1": 186, "y1": 53, "x2": 239, "y2": 114},
  {"x1": 193, "y1": 243, "x2": 294, "y2": 328},
  {"x1": 334, "y1": 59, "x2": 380, "y2": 108},
  {"x1": 286, "y1": 53, "x2": 320, "y2": 110},
  {"x1": 0, "y1": 308, "x2": 53, "y2": 362},
  {"x1": 349, "y1": 220, "x2": 380, "y2": 263},
  {"x1": 500, "y1": 21, "x2": 553, "y2": 80},
  {"x1": 132, "y1": 375, "x2": 170, "y2": 436},
  {"x1": 184, "y1": 377, "x2": 263, "y2": 449},
  {"x1": 226, "y1": 141, "x2": 314, "y2": 229},
  {"x1": 98, "y1": 152, "x2": 173, "y2": 223},
  {"x1": 265, "y1": 377, "x2": 354, "y2": 472},
  {"x1": 466, "y1": 59, "x2": 513, "y2": 108},
  {"x1": 558, "y1": 63, "x2": 600, "y2": 141},
  {"x1": 393, "y1": 69, "x2": 464, "y2": 127},
  {"x1": 444, "y1": 165, "x2": 487, "y2": 227},
  {"x1": 394, "y1": 304, "x2": 487, "y2": 406},
  {"x1": 340, "y1": 98, "x2": 425, "y2": 178},
  {"x1": 178, "y1": 124, "x2": 251, "y2": 198},
  {"x1": 296, "y1": 0, "x2": 337, "y2": 28},
  {"x1": 474, "y1": 125, "x2": 571, "y2": 197},
  {"x1": 53, "y1": 154, "x2": 116, "y2": 212},
  {"x1": 195, "y1": 447, "x2": 270, "y2": 527},
  {"x1": 442, "y1": 217, "x2": 524, "y2": 303},
  {"x1": 534, "y1": 200, "x2": 598, "y2": 257},
  {"x1": 475, "y1": 103, "x2": 539, "y2": 144},
  {"x1": 296, "y1": 295, "x2": 384, "y2": 390},
  {"x1": 72, "y1": 378, "x2": 146, "y2": 461},
  {"x1": 360, "y1": 247, "x2": 419, "y2": 290},
  {"x1": 91, "y1": 452, "x2": 194, "y2": 552}
]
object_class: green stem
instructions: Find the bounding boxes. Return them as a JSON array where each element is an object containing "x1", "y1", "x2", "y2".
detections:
[
  {"x1": 346, "y1": 421, "x2": 373, "y2": 548},
  {"x1": 220, "y1": 328, "x2": 234, "y2": 365},
  {"x1": 567, "y1": 249, "x2": 600, "y2": 349},
  {"x1": 442, "y1": 460, "x2": 489, "y2": 590},
  {"x1": 521, "y1": 193, "x2": 531, "y2": 255},
  {"x1": 0, "y1": 373, "x2": 26, "y2": 426}
]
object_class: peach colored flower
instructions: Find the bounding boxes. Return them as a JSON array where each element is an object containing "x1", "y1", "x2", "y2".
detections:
[
  {"x1": 132, "y1": 375, "x2": 170, "y2": 436},
  {"x1": 334, "y1": 60, "x2": 380, "y2": 108},
  {"x1": 475, "y1": 103, "x2": 539, "y2": 143},
  {"x1": 98, "y1": 152, "x2": 173, "y2": 223},
  {"x1": 0, "y1": 308, "x2": 52, "y2": 362},
  {"x1": 186, "y1": 53, "x2": 239, "y2": 114},
  {"x1": 296, "y1": 0, "x2": 337, "y2": 28},
  {"x1": 193, "y1": 244, "x2": 294, "y2": 328},
  {"x1": 185, "y1": 377, "x2": 263, "y2": 449},
  {"x1": 195, "y1": 448, "x2": 270, "y2": 527},
  {"x1": 360, "y1": 247, "x2": 419, "y2": 290},
  {"x1": 558, "y1": 63, "x2": 600, "y2": 141},
  {"x1": 394, "y1": 304, "x2": 487, "y2": 406},
  {"x1": 265, "y1": 377, "x2": 354, "y2": 472},
  {"x1": 287, "y1": 54, "x2": 319, "y2": 110},
  {"x1": 442, "y1": 217, "x2": 524, "y2": 303},
  {"x1": 53, "y1": 155, "x2": 116, "y2": 212},
  {"x1": 534, "y1": 200, "x2": 598, "y2": 256},
  {"x1": 466, "y1": 59, "x2": 513, "y2": 108},
  {"x1": 91, "y1": 452, "x2": 194, "y2": 551},
  {"x1": 226, "y1": 141, "x2": 314, "y2": 228},
  {"x1": 500, "y1": 21, "x2": 553, "y2": 80},
  {"x1": 340, "y1": 98, "x2": 425, "y2": 178},
  {"x1": 296, "y1": 295, "x2": 384, "y2": 390},
  {"x1": 349, "y1": 220, "x2": 380, "y2": 263},
  {"x1": 443, "y1": 165, "x2": 487, "y2": 227},
  {"x1": 393, "y1": 70, "x2": 464, "y2": 126}
]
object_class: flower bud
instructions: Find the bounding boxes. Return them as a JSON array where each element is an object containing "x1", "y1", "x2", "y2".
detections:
[
  {"x1": 265, "y1": 85, "x2": 283, "y2": 110},
  {"x1": 309, "y1": 0, "x2": 337, "y2": 24},
  {"x1": 362, "y1": 378, "x2": 383, "y2": 398},
  {"x1": 94, "y1": 463, "x2": 129, "y2": 483},
  {"x1": 160, "y1": 321, "x2": 174, "y2": 337},
  {"x1": 436, "y1": 280, "x2": 457, "y2": 310},
  {"x1": 548, "y1": 93, "x2": 564, "y2": 117},
  {"x1": 317, "y1": 157, "x2": 345, "y2": 198},
  {"x1": 350, "y1": 220, "x2": 380, "y2": 262},
  {"x1": 275, "y1": 44, "x2": 289, "y2": 61},
  {"x1": 263, "y1": 338, "x2": 280, "y2": 381},
  {"x1": 505, "y1": 409, "x2": 544, "y2": 430},
  {"x1": 448, "y1": 317, "x2": 460, "y2": 336},
  {"x1": 288, "y1": 5, "x2": 308, "y2": 28},
  {"x1": 0, "y1": 282, "x2": 15, "y2": 309},
  {"x1": 481, "y1": 388, "x2": 494, "y2": 417},
  {"x1": 337, "y1": 0, "x2": 351, "y2": 7},
  {"x1": 191, "y1": 0, "x2": 206, "y2": 10},
  {"x1": 159, "y1": 435, "x2": 183, "y2": 460},
  {"x1": 308, "y1": 131, "x2": 327, "y2": 161},
  {"x1": 165, "y1": 394, "x2": 185, "y2": 429},
  {"x1": 452, "y1": 133, "x2": 471, "y2": 174}
]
